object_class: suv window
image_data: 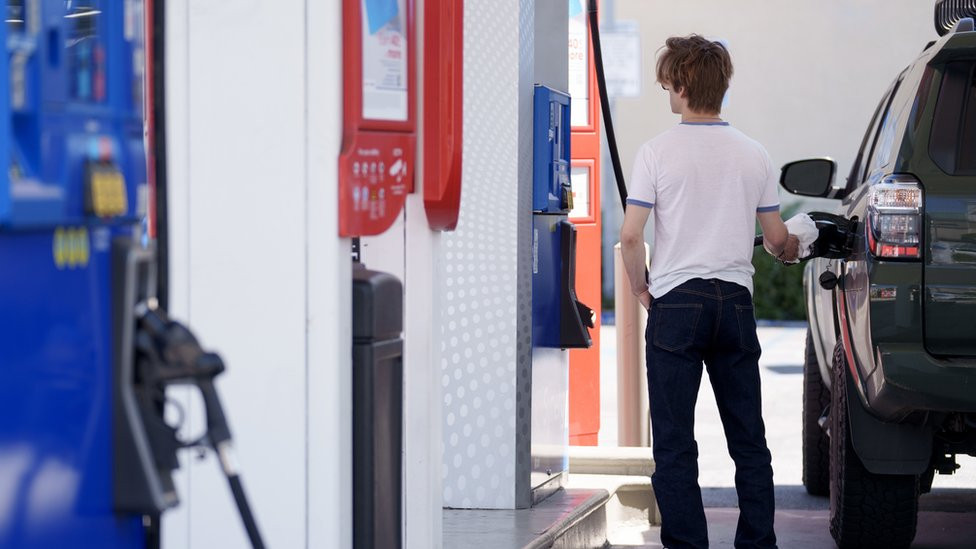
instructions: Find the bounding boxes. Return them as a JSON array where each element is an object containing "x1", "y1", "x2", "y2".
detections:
[
  {"x1": 864, "y1": 93, "x2": 896, "y2": 175},
  {"x1": 865, "y1": 80, "x2": 903, "y2": 178},
  {"x1": 930, "y1": 61, "x2": 976, "y2": 175},
  {"x1": 846, "y1": 87, "x2": 893, "y2": 192}
]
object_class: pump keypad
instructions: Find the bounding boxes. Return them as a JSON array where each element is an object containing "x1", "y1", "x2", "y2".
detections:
[{"x1": 85, "y1": 162, "x2": 128, "y2": 218}]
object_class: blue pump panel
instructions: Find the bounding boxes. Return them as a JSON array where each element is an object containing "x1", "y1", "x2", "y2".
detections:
[
  {"x1": 0, "y1": 1, "x2": 148, "y2": 547},
  {"x1": 532, "y1": 85, "x2": 572, "y2": 214},
  {"x1": 531, "y1": 86, "x2": 592, "y2": 349},
  {"x1": 532, "y1": 215, "x2": 564, "y2": 346}
]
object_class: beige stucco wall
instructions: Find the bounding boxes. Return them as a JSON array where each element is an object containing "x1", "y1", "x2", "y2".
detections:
[{"x1": 610, "y1": 0, "x2": 934, "y2": 206}]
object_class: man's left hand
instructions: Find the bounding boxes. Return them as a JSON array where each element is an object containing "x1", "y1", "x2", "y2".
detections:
[{"x1": 639, "y1": 291, "x2": 652, "y2": 311}]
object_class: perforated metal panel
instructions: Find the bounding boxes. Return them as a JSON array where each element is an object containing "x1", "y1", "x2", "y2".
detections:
[{"x1": 440, "y1": 0, "x2": 523, "y2": 510}]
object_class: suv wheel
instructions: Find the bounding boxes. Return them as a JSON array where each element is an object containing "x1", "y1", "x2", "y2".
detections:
[
  {"x1": 828, "y1": 341, "x2": 919, "y2": 548},
  {"x1": 802, "y1": 329, "x2": 830, "y2": 496}
]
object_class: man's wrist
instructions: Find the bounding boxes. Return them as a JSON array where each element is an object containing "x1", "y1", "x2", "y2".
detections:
[{"x1": 633, "y1": 287, "x2": 650, "y2": 297}]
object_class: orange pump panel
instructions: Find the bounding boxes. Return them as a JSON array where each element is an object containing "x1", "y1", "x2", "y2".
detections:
[{"x1": 568, "y1": 20, "x2": 602, "y2": 447}]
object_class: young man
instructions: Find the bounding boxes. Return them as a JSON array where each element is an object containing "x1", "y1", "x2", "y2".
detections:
[{"x1": 619, "y1": 35, "x2": 798, "y2": 549}]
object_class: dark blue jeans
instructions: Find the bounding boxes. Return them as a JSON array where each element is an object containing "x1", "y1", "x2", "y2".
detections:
[{"x1": 646, "y1": 278, "x2": 776, "y2": 549}]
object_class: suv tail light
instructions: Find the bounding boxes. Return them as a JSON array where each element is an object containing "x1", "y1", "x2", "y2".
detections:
[{"x1": 867, "y1": 175, "x2": 923, "y2": 259}]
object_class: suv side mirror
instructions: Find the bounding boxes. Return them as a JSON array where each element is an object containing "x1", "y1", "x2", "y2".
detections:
[{"x1": 780, "y1": 158, "x2": 837, "y2": 198}]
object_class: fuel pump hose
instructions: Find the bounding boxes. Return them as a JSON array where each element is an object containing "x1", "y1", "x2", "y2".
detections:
[{"x1": 588, "y1": 0, "x2": 629, "y2": 210}]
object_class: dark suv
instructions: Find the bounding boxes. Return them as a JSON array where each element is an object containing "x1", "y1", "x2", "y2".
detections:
[{"x1": 779, "y1": 6, "x2": 976, "y2": 549}]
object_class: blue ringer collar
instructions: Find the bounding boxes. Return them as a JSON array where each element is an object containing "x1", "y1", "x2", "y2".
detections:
[{"x1": 680, "y1": 121, "x2": 730, "y2": 126}]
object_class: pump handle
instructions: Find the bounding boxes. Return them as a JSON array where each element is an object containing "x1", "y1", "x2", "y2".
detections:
[{"x1": 134, "y1": 305, "x2": 264, "y2": 548}]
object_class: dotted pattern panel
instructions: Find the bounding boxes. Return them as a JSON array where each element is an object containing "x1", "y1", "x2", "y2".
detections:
[
  {"x1": 513, "y1": 0, "x2": 536, "y2": 509},
  {"x1": 440, "y1": 0, "x2": 522, "y2": 510}
]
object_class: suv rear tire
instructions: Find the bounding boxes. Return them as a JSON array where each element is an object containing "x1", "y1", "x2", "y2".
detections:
[
  {"x1": 802, "y1": 329, "x2": 830, "y2": 496},
  {"x1": 828, "y1": 341, "x2": 919, "y2": 549}
]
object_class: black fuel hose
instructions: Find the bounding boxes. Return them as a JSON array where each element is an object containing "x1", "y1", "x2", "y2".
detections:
[
  {"x1": 151, "y1": 0, "x2": 169, "y2": 311},
  {"x1": 588, "y1": 0, "x2": 629, "y2": 210},
  {"x1": 228, "y1": 473, "x2": 265, "y2": 549},
  {"x1": 586, "y1": 2, "x2": 765, "y2": 247},
  {"x1": 589, "y1": 0, "x2": 656, "y2": 287}
]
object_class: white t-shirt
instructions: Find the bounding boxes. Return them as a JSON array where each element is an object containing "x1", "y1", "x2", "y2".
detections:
[{"x1": 626, "y1": 122, "x2": 780, "y2": 298}]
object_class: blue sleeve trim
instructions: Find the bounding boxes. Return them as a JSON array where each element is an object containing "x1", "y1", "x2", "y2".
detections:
[
  {"x1": 626, "y1": 198, "x2": 654, "y2": 209},
  {"x1": 757, "y1": 205, "x2": 780, "y2": 213}
]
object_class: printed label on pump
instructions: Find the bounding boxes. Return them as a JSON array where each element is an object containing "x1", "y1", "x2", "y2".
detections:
[
  {"x1": 339, "y1": 133, "x2": 414, "y2": 235},
  {"x1": 361, "y1": 0, "x2": 408, "y2": 121},
  {"x1": 568, "y1": 0, "x2": 589, "y2": 127},
  {"x1": 339, "y1": 0, "x2": 414, "y2": 236}
]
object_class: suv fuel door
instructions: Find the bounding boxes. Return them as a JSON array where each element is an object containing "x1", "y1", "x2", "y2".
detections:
[{"x1": 807, "y1": 212, "x2": 860, "y2": 260}]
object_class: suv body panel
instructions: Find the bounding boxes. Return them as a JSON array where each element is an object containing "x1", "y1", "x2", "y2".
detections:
[
  {"x1": 808, "y1": 29, "x2": 976, "y2": 432},
  {"x1": 804, "y1": 258, "x2": 836, "y2": 390}
]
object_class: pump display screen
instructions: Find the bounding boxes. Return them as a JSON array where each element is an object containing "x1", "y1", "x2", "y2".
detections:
[
  {"x1": 361, "y1": 0, "x2": 408, "y2": 122},
  {"x1": 6, "y1": 0, "x2": 24, "y2": 33},
  {"x1": 66, "y1": 2, "x2": 106, "y2": 103}
]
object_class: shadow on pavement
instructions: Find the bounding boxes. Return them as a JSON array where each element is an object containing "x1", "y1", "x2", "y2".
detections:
[
  {"x1": 703, "y1": 485, "x2": 976, "y2": 512},
  {"x1": 763, "y1": 364, "x2": 803, "y2": 375},
  {"x1": 702, "y1": 485, "x2": 828, "y2": 510},
  {"x1": 921, "y1": 488, "x2": 976, "y2": 513}
]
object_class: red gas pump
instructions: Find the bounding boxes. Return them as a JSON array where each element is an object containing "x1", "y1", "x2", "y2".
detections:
[
  {"x1": 340, "y1": 0, "x2": 417, "y2": 236},
  {"x1": 422, "y1": 0, "x2": 463, "y2": 231},
  {"x1": 568, "y1": 0, "x2": 603, "y2": 446}
]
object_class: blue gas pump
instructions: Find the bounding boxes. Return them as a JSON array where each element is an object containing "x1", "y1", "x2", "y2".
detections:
[
  {"x1": 531, "y1": 85, "x2": 594, "y2": 349},
  {"x1": 0, "y1": 2, "x2": 150, "y2": 546},
  {"x1": 0, "y1": 3, "x2": 263, "y2": 548}
]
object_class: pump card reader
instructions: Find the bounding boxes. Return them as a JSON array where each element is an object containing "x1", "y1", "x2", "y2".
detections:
[{"x1": 533, "y1": 86, "x2": 573, "y2": 214}]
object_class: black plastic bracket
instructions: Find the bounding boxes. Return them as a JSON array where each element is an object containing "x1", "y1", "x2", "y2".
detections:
[
  {"x1": 112, "y1": 237, "x2": 180, "y2": 514},
  {"x1": 846, "y1": 369, "x2": 932, "y2": 475},
  {"x1": 557, "y1": 220, "x2": 593, "y2": 349}
]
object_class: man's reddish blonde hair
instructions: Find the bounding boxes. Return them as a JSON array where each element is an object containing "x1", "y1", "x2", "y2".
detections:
[{"x1": 656, "y1": 35, "x2": 733, "y2": 115}]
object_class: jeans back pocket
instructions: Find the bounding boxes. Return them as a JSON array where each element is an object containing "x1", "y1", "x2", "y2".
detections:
[
  {"x1": 734, "y1": 304, "x2": 760, "y2": 352},
  {"x1": 652, "y1": 303, "x2": 703, "y2": 352}
]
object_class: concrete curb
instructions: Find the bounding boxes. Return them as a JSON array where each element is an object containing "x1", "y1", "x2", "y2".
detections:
[
  {"x1": 522, "y1": 490, "x2": 610, "y2": 549},
  {"x1": 569, "y1": 445, "x2": 655, "y2": 476}
]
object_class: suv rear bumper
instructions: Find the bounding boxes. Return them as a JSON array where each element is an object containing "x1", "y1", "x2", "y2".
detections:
[{"x1": 869, "y1": 343, "x2": 976, "y2": 419}]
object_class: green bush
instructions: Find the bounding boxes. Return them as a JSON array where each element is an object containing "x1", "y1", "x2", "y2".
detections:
[
  {"x1": 751, "y1": 248, "x2": 806, "y2": 321},
  {"x1": 752, "y1": 203, "x2": 806, "y2": 321}
]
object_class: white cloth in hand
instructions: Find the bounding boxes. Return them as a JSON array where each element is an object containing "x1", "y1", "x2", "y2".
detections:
[{"x1": 784, "y1": 213, "x2": 819, "y2": 263}]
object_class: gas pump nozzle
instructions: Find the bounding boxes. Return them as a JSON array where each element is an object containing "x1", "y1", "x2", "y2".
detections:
[
  {"x1": 130, "y1": 301, "x2": 264, "y2": 548},
  {"x1": 134, "y1": 303, "x2": 232, "y2": 448}
]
